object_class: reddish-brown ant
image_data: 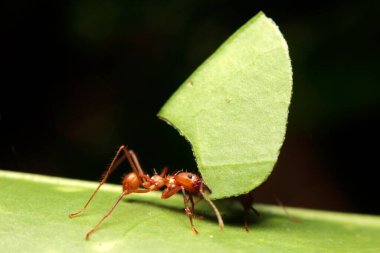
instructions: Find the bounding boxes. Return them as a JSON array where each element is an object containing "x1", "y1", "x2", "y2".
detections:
[{"x1": 69, "y1": 145, "x2": 224, "y2": 239}]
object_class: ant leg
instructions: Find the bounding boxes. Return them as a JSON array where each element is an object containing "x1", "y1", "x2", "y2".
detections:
[
  {"x1": 126, "y1": 149, "x2": 149, "y2": 180},
  {"x1": 193, "y1": 195, "x2": 203, "y2": 206},
  {"x1": 85, "y1": 190, "x2": 128, "y2": 240},
  {"x1": 243, "y1": 208, "x2": 250, "y2": 232},
  {"x1": 274, "y1": 196, "x2": 303, "y2": 224},
  {"x1": 199, "y1": 183, "x2": 224, "y2": 230},
  {"x1": 189, "y1": 194, "x2": 204, "y2": 220},
  {"x1": 69, "y1": 145, "x2": 128, "y2": 218},
  {"x1": 159, "y1": 166, "x2": 168, "y2": 177},
  {"x1": 161, "y1": 186, "x2": 181, "y2": 199},
  {"x1": 237, "y1": 190, "x2": 258, "y2": 231},
  {"x1": 118, "y1": 147, "x2": 148, "y2": 184},
  {"x1": 243, "y1": 206, "x2": 260, "y2": 232},
  {"x1": 162, "y1": 186, "x2": 201, "y2": 233},
  {"x1": 181, "y1": 187, "x2": 198, "y2": 234},
  {"x1": 85, "y1": 188, "x2": 150, "y2": 240},
  {"x1": 251, "y1": 206, "x2": 260, "y2": 217},
  {"x1": 189, "y1": 193, "x2": 195, "y2": 214},
  {"x1": 192, "y1": 183, "x2": 209, "y2": 207},
  {"x1": 243, "y1": 205, "x2": 260, "y2": 232}
]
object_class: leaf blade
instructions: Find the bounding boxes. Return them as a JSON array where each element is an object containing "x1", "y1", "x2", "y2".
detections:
[{"x1": 158, "y1": 12, "x2": 292, "y2": 198}]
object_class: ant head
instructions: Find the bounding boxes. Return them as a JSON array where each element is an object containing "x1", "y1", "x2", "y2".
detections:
[{"x1": 175, "y1": 172, "x2": 201, "y2": 193}]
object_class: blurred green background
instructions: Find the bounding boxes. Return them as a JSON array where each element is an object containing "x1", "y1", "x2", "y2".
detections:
[{"x1": 2, "y1": 1, "x2": 379, "y2": 214}]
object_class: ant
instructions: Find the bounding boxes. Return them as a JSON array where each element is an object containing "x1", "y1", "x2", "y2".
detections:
[{"x1": 69, "y1": 145, "x2": 224, "y2": 240}]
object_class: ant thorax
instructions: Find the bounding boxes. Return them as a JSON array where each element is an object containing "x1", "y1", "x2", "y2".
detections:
[
  {"x1": 165, "y1": 175, "x2": 177, "y2": 189},
  {"x1": 150, "y1": 174, "x2": 165, "y2": 189}
]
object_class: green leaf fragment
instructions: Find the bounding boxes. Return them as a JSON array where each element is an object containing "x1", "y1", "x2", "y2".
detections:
[{"x1": 158, "y1": 12, "x2": 292, "y2": 199}]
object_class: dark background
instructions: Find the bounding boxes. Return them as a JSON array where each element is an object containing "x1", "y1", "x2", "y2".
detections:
[{"x1": 2, "y1": 1, "x2": 379, "y2": 215}]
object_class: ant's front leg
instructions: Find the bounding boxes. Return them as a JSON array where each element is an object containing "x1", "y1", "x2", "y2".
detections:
[{"x1": 199, "y1": 182, "x2": 224, "y2": 230}]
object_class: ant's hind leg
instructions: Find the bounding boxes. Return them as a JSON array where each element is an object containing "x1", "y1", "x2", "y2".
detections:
[
  {"x1": 85, "y1": 188, "x2": 150, "y2": 240},
  {"x1": 122, "y1": 148, "x2": 152, "y2": 183},
  {"x1": 119, "y1": 147, "x2": 148, "y2": 183},
  {"x1": 69, "y1": 145, "x2": 128, "y2": 218},
  {"x1": 159, "y1": 166, "x2": 168, "y2": 177},
  {"x1": 85, "y1": 190, "x2": 128, "y2": 240}
]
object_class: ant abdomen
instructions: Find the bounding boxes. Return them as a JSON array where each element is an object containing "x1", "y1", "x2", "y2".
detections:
[{"x1": 122, "y1": 172, "x2": 140, "y2": 192}]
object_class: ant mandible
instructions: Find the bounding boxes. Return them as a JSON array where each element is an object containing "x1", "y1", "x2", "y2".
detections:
[{"x1": 69, "y1": 145, "x2": 224, "y2": 240}]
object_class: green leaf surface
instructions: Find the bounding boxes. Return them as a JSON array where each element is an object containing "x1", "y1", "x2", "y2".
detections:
[
  {"x1": 158, "y1": 12, "x2": 292, "y2": 199},
  {"x1": 1, "y1": 170, "x2": 380, "y2": 253}
]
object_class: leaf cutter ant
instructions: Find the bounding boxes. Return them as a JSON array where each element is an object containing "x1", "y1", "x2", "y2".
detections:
[{"x1": 69, "y1": 145, "x2": 224, "y2": 239}]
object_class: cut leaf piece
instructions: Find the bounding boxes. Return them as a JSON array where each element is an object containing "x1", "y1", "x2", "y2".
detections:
[{"x1": 158, "y1": 12, "x2": 292, "y2": 199}]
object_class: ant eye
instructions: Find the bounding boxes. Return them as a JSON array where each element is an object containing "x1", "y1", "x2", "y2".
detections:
[{"x1": 187, "y1": 174, "x2": 193, "y2": 179}]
